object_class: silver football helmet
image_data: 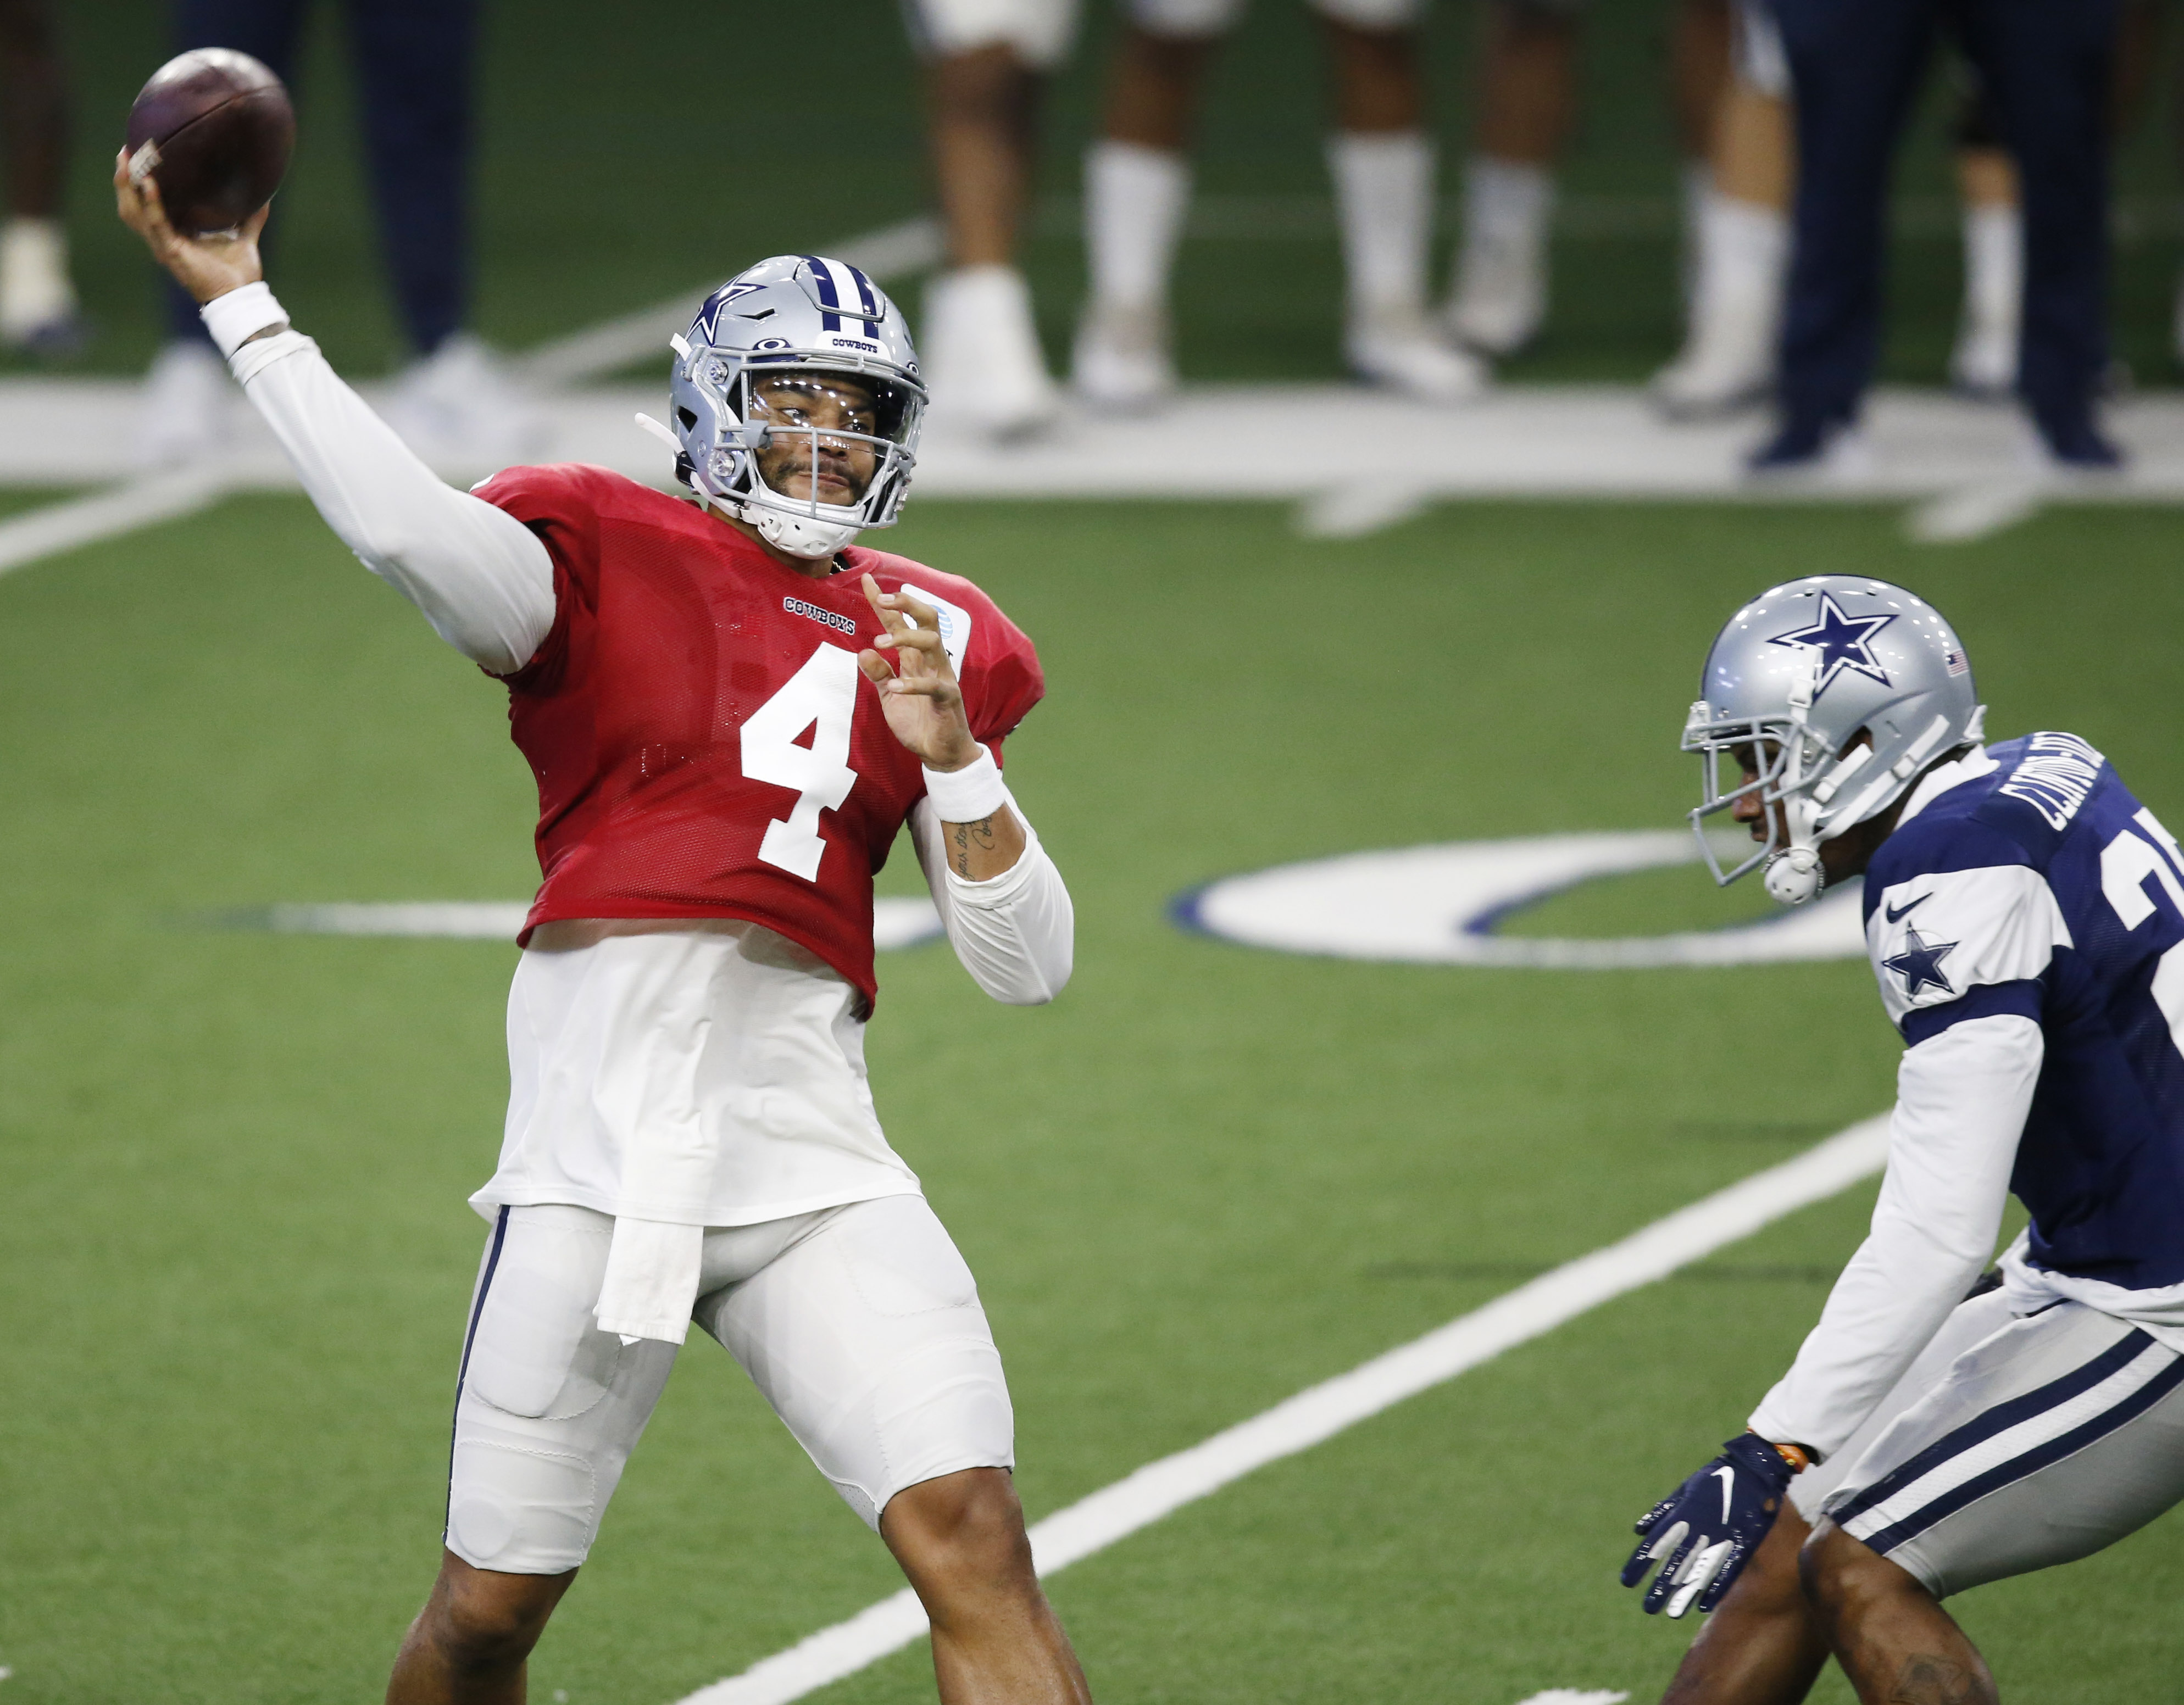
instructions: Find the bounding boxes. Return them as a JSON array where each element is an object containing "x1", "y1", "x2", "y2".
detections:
[
  {"x1": 1683, "y1": 576, "x2": 1985, "y2": 905},
  {"x1": 641, "y1": 254, "x2": 925, "y2": 559}
]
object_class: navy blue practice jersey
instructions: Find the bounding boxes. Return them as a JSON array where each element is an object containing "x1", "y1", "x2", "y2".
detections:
[{"x1": 1863, "y1": 734, "x2": 2184, "y2": 1297}]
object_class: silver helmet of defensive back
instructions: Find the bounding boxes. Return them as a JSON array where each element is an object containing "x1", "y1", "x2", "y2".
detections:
[
  {"x1": 1683, "y1": 577, "x2": 1985, "y2": 905},
  {"x1": 653, "y1": 255, "x2": 925, "y2": 558}
]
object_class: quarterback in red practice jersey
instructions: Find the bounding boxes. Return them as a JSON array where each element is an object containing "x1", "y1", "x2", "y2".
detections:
[{"x1": 122, "y1": 160, "x2": 1092, "y2": 1705}]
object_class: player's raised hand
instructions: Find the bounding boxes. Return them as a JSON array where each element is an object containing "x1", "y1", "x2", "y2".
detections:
[
  {"x1": 858, "y1": 575, "x2": 980, "y2": 772},
  {"x1": 1620, "y1": 1433, "x2": 1798, "y2": 1618},
  {"x1": 114, "y1": 147, "x2": 268, "y2": 305}
]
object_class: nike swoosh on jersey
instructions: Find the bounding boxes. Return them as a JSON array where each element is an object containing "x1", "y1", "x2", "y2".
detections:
[
  {"x1": 1713, "y1": 1464, "x2": 1735, "y2": 1523},
  {"x1": 1885, "y1": 893, "x2": 1931, "y2": 924}
]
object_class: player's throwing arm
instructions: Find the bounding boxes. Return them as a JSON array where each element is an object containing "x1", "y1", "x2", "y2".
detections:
[
  {"x1": 1622, "y1": 575, "x2": 2184, "y2": 1705},
  {"x1": 120, "y1": 96, "x2": 1088, "y2": 1705}
]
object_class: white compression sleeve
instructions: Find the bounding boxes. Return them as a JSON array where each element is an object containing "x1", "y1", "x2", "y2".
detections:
[
  {"x1": 910, "y1": 796, "x2": 1074, "y2": 1006},
  {"x1": 226, "y1": 327, "x2": 556, "y2": 673},
  {"x1": 1747, "y1": 1012, "x2": 2042, "y2": 1457}
]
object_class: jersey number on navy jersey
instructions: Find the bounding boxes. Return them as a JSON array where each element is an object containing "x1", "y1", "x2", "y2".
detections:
[
  {"x1": 2100, "y1": 807, "x2": 2184, "y2": 1061},
  {"x1": 742, "y1": 642, "x2": 862, "y2": 882}
]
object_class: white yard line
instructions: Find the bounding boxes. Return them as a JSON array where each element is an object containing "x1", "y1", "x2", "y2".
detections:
[
  {"x1": 671, "y1": 1115, "x2": 1891, "y2": 1705},
  {"x1": 0, "y1": 467, "x2": 232, "y2": 579}
]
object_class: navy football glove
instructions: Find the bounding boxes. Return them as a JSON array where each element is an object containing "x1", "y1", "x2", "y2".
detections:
[{"x1": 1620, "y1": 1433, "x2": 1797, "y2": 1618}]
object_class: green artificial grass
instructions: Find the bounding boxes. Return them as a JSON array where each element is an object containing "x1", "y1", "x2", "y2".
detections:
[{"x1": 2, "y1": 492, "x2": 2180, "y2": 1702}]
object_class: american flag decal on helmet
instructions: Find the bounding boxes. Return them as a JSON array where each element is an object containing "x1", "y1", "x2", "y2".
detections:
[{"x1": 1945, "y1": 649, "x2": 1969, "y2": 676}]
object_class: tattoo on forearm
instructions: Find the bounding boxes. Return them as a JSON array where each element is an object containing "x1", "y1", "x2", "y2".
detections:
[
  {"x1": 948, "y1": 816, "x2": 998, "y2": 877},
  {"x1": 1886, "y1": 1656, "x2": 1986, "y2": 1705}
]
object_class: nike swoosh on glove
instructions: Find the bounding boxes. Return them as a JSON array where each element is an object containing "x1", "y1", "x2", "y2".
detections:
[{"x1": 1619, "y1": 1433, "x2": 1796, "y2": 1618}]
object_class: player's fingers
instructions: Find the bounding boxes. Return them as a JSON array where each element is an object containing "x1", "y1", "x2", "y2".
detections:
[
  {"x1": 1631, "y1": 1495, "x2": 1677, "y2": 1539},
  {"x1": 1695, "y1": 1541, "x2": 1748, "y2": 1615},
  {"x1": 1665, "y1": 1539, "x2": 1733, "y2": 1620},
  {"x1": 856, "y1": 648, "x2": 896, "y2": 684},
  {"x1": 240, "y1": 200, "x2": 273, "y2": 243},
  {"x1": 1639, "y1": 1524, "x2": 1699, "y2": 1615},
  {"x1": 861, "y1": 573, "x2": 912, "y2": 641}
]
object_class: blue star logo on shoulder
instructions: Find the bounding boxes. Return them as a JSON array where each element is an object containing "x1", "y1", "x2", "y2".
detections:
[
  {"x1": 1883, "y1": 926, "x2": 1958, "y2": 999},
  {"x1": 1766, "y1": 593, "x2": 1898, "y2": 699}
]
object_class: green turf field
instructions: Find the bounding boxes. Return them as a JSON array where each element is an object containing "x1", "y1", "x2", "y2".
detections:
[
  {"x1": 2, "y1": 488, "x2": 2181, "y2": 1703},
  {"x1": 36, "y1": 0, "x2": 2184, "y2": 387}
]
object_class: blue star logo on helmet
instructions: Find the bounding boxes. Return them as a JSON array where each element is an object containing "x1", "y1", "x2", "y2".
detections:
[
  {"x1": 1766, "y1": 592, "x2": 1898, "y2": 698},
  {"x1": 1882, "y1": 925, "x2": 1957, "y2": 998}
]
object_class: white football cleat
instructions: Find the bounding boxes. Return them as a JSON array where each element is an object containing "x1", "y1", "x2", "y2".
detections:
[
  {"x1": 1444, "y1": 230, "x2": 1546, "y2": 358},
  {"x1": 1949, "y1": 317, "x2": 2016, "y2": 400},
  {"x1": 0, "y1": 218, "x2": 82, "y2": 356},
  {"x1": 136, "y1": 340, "x2": 236, "y2": 466},
  {"x1": 1072, "y1": 299, "x2": 1174, "y2": 412},
  {"x1": 1652, "y1": 305, "x2": 1775, "y2": 419},
  {"x1": 920, "y1": 264, "x2": 1061, "y2": 439},
  {"x1": 1346, "y1": 307, "x2": 1489, "y2": 404},
  {"x1": 379, "y1": 332, "x2": 548, "y2": 475}
]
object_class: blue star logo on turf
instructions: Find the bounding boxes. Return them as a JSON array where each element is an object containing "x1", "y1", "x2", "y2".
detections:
[
  {"x1": 1766, "y1": 593, "x2": 1898, "y2": 698},
  {"x1": 1883, "y1": 925, "x2": 1958, "y2": 999}
]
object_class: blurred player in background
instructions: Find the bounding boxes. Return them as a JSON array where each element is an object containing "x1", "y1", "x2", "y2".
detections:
[
  {"x1": 1075, "y1": 0, "x2": 1483, "y2": 408},
  {"x1": 120, "y1": 161, "x2": 1093, "y2": 1705},
  {"x1": 0, "y1": 0, "x2": 81, "y2": 354},
  {"x1": 138, "y1": 0, "x2": 538, "y2": 469},
  {"x1": 1625, "y1": 577, "x2": 2184, "y2": 1703},
  {"x1": 904, "y1": 0, "x2": 1080, "y2": 436},
  {"x1": 1757, "y1": 0, "x2": 2126, "y2": 470}
]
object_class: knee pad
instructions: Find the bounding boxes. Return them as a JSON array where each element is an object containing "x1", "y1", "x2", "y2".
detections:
[{"x1": 906, "y1": 0, "x2": 1081, "y2": 69}]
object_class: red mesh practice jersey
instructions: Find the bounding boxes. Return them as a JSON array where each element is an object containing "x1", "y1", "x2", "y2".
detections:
[{"x1": 473, "y1": 464, "x2": 1044, "y2": 1002}]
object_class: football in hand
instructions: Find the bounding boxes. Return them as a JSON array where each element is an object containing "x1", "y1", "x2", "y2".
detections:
[{"x1": 124, "y1": 49, "x2": 294, "y2": 237}]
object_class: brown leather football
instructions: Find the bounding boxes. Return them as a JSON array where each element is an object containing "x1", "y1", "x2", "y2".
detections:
[{"x1": 124, "y1": 49, "x2": 294, "y2": 237}]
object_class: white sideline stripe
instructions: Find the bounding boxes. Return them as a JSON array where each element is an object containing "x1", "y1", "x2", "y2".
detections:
[
  {"x1": 1514, "y1": 1691, "x2": 1630, "y2": 1704},
  {"x1": 1904, "y1": 482, "x2": 2046, "y2": 544},
  {"x1": 0, "y1": 467, "x2": 230, "y2": 578},
  {"x1": 670, "y1": 1115, "x2": 1892, "y2": 1705},
  {"x1": 515, "y1": 216, "x2": 942, "y2": 388}
]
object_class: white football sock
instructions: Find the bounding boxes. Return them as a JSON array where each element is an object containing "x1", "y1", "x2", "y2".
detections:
[
  {"x1": 0, "y1": 216, "x2": 75, "y2": 339},
  {"x1": 1460, "y1": 156, "x2": 1553, "y2": 266},
  {"x1": 1679, "y1": 160, "x2": 1713, "y2": 311},
  {"x1": 1961, "y1": 203, "x2": 2021, "y2": 344},
  {"x1": 1695, "y1": 190, "x2": 1787, "y2": 326},
  {"x1": 1327, "y1": 129, "x2": 1435, "y2": 316},
  {"x1": 1083, "y1": 139, "x2": 1192, "y2": 314}
]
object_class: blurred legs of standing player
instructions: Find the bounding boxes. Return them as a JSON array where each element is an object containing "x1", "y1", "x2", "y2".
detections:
[
  {"x1": 907, "y1": 0, "x2": 1078, "y2": 437},
  {"x1": 1443, "y1": 0, "x2": 1580, "y2": 356},
  {"x1": 1078, "y1": 0, "x2": 1482, "y2": 408},
  {"x1": 138, "y1": 0, "x2": 540, "y2": 470},
  {"x1": 1760, "y1": 0, "x2": 2125, "y2": 471},
  {"x1": 1654, "y1": 0, "x2": 1791, "y2": 416},
  {"x1": 1948, "y1": 82, "x2": 2019, "y2": 399},
  {"x1": 0, "y1": 0, "x2": 81, "y2": 356}
]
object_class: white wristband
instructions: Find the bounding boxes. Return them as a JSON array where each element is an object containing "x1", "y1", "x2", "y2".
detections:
[
  {"x1": 201, "y1": 281, "x2": 290, "y2": 359},
  {"x1": 923, "y1": 743, "x2": 1008, "y2": 822}
]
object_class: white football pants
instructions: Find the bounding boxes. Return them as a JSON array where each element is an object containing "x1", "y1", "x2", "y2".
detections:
[{"x1": 444, "y1": 1195, "x2": 1015, "y2": 1573}]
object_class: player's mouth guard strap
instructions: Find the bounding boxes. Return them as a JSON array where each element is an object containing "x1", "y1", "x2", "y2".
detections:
[
  {"x1": 923, "y1": 744, "x2": 1008, "y2": 822},
  {"x1": 201, "y1": 281, "x2": 290, "y2": 359}
]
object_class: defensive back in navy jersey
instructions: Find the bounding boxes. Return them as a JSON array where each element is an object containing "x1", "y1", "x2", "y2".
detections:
[{"x1": 1863, "y1": 733, "x2": 2184, "y2": 1298}]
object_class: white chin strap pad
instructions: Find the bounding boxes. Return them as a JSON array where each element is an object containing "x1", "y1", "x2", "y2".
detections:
[
  {"x1": 746, "y1": 504, "x2": 860, "y2": 560},
  {"x1": 1764, "y1": 846, "x2": 1824, "y2": 906}
]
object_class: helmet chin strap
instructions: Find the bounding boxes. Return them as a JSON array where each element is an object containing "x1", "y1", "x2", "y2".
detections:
[{"x1": 1763, "y1": 655, "x2": 1828, "y2": 907}]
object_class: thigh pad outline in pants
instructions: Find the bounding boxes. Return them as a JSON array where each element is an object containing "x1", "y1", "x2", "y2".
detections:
[
  {"x1": 1820, "y1": 1302, "x2": 2184, "y2": 1598},
  {"x1": 694, "y1": 1194, "x2": 1016, "y2": 1531},
  {"x1": 447, "y1": 1205, "x2": 679, "y2": 1575}
]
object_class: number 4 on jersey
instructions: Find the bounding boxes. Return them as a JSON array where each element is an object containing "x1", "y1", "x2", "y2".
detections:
[{"x1": 742, "y1": 643, "x2": 861, "y2": 882}]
